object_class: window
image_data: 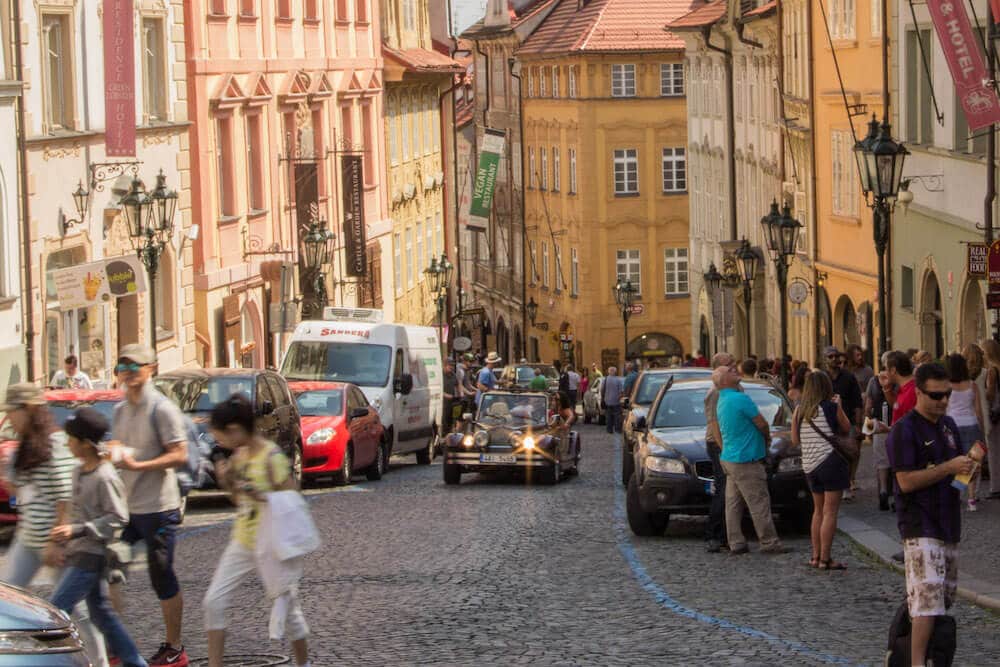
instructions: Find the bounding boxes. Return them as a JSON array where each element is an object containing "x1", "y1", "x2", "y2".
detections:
[
  {"x1": 569, "y1": 148, "x2": 577, "y2": 193},
  {"x1": 551, "y1": 66, "x2": 560, "y2": 98},
  {"x1": 416, "y1": 220, "x2": 424, "y2": 282},
  {"x1": 356, "y1": 0, "x2": 368, "y2": 23},
  {"x1": 660, "y1": 63, "x2": 684, "y2": 96},
  {"x1": 870, "y1": 0, "x2": 881, "y2": 37},
  {"x1": 427, "y1": 215, "x2": 435, "y2": 259},
  {"x1": 613, "y1": 149, "x2": 639, "y2": 195},
  {"x1": 405, "y1": 228, "x2": 414, "y2": 289},
  {"x1": 528, "y1": 147, "x2": 536, "y2": 188},
  {"x1": 555, "y1": 246, "x2": 564, "y2": 291},
  {"x1": 276, "y1": 0, "x2": 292, "y2": 19},
  {"x1": 304, "y1": 0, "x2": 318, "y2": 20},
  {"x1": 542, "y1": 241, "x2": 550, "y2": 288},
  {"x1": 246, "y1": 113, "x2": 265, "y2": 210},
  {"x1": 552, "y1": 148, "x2": 561, "y2": 192},
  {"x1": 401, "y1": 96, "x2": 411, "y2": 160},
  {"x1": 661, "y1": 147, "x2": 687, "y2": 192},
  {"x1": 362, "y1": 101, "x2": 375, "y2": 184},
  {"x1": 393, "y1": 233, "x2": 402, "y2": 296},
  {"x1": 412, "y1": 98, "x2": 422, "y2": 157},
  {"x1": 141, "y1": 18, "x2": 167, "y2": 122},
  {"x1": 215, "y1": 117, "x2": 236, "y2": 217},
  {"x1": 612, "y1": 64, "x2": 636, "y2": 97},
  {"x1": 388, "y1": 98, "x2": 399, "y2": 165},
  {"x1": 955, "y1": 84, "x2": 988, "y2": 155},
  {"x1": 529, "y1": 240, "x2": 538, "y2": 284},
  {"x1": 570, "y1": 248, "x2": 579, "y2": 296},
  {"x1": 402, "y1": 0, "x2": 416, "y2": 30},
  {"x1": 41, "y1": 14, "x2": 73, "y2": 131},
  {"x1": 435, "y1": 213, "x2": 443, "y2": 256},
  {"x1": 539, "y1": 68, "x2": 547, "y2": 97},
  {"x1": 240, "y1": 0, "x2": 256, "y2": 17},
  {"x1": 527, "y1": 68, "x2": 535, "y2": 97},
  {"x1": 831, "y1": 130, "x2": 858, "y2": 217},
  {"x1": 154, "y1": 249, "x2": 175, "y2": 335},
  {"x1": 423, "y1": 96, "x2": 432, "y2": 154},
  {"x1": 540, "y1": 148, "x2": 548, "y2": 190},
  {"x1": 829, "y1": 0, "x2": 856, "y2": 39},
  {"x1": 616, "y1": 249, "x2": 641, "y2": 295},
  {"x1": 210, "y1": 0, "x2": 227, "y2": 15},
  {"x1": 569, "y1": 66, "x2": 577, "y2": 98},
  {"x1": 663, "y1": 248, "x2": 689, "y2": 296},
  {"x1": 336, "y1": 0, "x2": 349, "y2": 19},
  {"x1": 906, "y1": 29, "x2": 934, "y2": 144},
  {"x1": 901, "y1": 265, "x2": 914, "y2": 309}
]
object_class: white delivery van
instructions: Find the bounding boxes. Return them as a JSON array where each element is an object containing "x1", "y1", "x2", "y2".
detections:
[{"x1": 280, "y1": 308, "x2": 443, "y2": 463}]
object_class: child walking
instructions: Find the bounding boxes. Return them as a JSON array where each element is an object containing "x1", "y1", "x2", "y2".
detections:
[{"x1": 49, "y1": 407, "x2": 146, "y2": 667}]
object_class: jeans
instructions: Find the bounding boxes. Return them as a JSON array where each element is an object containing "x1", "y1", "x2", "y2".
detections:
[
  {"x1": 606, "y1": 405, "x2": 622, "y2": 433},
  {"x1": 720, "y1": 460, "x2": 781, "y2": 550},
  {"x1": 704, "y1": 443, "x2": 727, "y2": 544},
  {"x1": 3, "y1": 539, "x2": 109, "y2": 667},
  {"x1": 51, "y1": 564, "x2": 146, "y2": 667}
]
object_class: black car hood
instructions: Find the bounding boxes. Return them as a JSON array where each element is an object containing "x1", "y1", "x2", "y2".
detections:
[
  {"x1": 647, "y1": 426, "x2": 710, "y2": 461},
  {"x1": 0, "y1": 583, "x2": 70, "y2": 630}
]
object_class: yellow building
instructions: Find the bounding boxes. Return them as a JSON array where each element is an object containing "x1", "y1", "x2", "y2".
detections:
[
  {"x1": 812, "y1": 0, "x2": 885, "y2": 360},
  {"x1": 382, "y1": 0, "x2": 461, "y2": 326},
  {"x1": 518, "y1": 0, "x2": 692, "y2": 369}
]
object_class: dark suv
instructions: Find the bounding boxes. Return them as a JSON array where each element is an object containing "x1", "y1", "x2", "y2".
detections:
[{"x1": 155, "y1": 368, "x2": 303, "y2": 484}]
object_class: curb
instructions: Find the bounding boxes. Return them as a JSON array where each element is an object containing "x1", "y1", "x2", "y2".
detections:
[{"x1": 837, "y1": 515, "x2": 1000, "y2": 613}]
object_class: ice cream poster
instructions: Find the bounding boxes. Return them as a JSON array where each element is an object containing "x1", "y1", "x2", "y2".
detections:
[{"x1": 51, "y1": 255, "x2": 147, "y2": 311}]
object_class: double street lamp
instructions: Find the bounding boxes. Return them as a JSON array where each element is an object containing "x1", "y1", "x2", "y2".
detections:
[
  {"x1": 734, "y1": 240, "x2": 760, "y2": 358},
  {"x1": 614, "y1": 279, "x2": 637, "y2": 368},
  {"x1": 425, "y1": 254, "x2": 454, "y2": 354},
  {"x1": 300, "y1": 221, "x2": 336, "y2": 318},
  {"x1": 760, "y1": 200, "x2": 802, "y2": 388}
]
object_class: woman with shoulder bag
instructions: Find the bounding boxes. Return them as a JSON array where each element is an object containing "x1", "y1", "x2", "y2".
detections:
[
  {"x1": 791, "y1": 371, "x2": 853, "y2": 571},
  {"x1": 982, "y1": 340, "x2": 1000, "y2": 498}
]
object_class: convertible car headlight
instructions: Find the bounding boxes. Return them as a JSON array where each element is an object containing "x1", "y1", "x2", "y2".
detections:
[
  {"x1": 462, "y1": 434, "x2": 474, "y2": 447},
  {"x1": 777, "y1": 456, "x2": 802, "y2": 472},
  {"x1": 473, "y1": 430, "x2": 489, "y2": 447},
  {"x1": 521, "y1": 435, "x2": 536, "y2": 450},
  {"x1": 645, "y1": 457, "x2": 685, "y2": 474},
  {"x1": 307, "y1": 428, "x2": 336, "y2": 445}
]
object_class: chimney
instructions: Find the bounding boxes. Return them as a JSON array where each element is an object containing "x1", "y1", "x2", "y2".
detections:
[{"x1": 484, "y1": 0, "x2": 513, "y2": 28}]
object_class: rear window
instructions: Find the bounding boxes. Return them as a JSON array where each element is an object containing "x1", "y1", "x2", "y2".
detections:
[{"x1": 155, "y1": 376, "x2": 256, "y2": 413}]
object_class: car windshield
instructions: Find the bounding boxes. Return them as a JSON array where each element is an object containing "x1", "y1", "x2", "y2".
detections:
[
  {"x1": 0, "y1": 400, "x2": 119, "y2": 441},
  {"x1": 477, "y1": 394, "x2": 548, "y2": 427},
  {"x1": 652, "y1": 386, "x2": 792, "y2": 430},
  {"x1": 281, "y1": 342, "x2": 392, "y2": 387},
  {"x1": 154, "y1": 377, "x2": 256, "y2": 413},
  {"x1": 294, "y1": 390, "x2": 344, "y2": 417},
  {"x1": 634, "y1": 370, "x2": 710, "y2": 405},
  {"x1": 515, "y1": 366, "x2": 556, "y2": 382}
]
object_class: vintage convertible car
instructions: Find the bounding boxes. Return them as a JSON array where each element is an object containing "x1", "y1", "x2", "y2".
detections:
[
  {"x1": 627, "y1": 378, "x2": 811, "y2": 536},
  {"x1": 442, "y1": 390, "x2": 580, "y2": 485}
]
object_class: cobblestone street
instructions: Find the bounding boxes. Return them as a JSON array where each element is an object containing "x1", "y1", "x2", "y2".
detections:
[{"x1": 21, "y1": 425, "x2": 1000, "y2": 666}]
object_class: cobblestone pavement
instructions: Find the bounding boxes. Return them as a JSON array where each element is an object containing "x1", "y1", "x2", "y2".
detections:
[{"x1": 6, "y1": 426, "x2": 1000, "y2": 666}]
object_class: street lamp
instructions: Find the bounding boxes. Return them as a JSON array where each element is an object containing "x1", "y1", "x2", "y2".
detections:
[
  {"x1": 301, "y1": 221, "x2": 334, "y2": 317},
  {"x1": 614, "y1": 278, "x2": 636, "y2": 367},
  {"x1": 734, "y1": 239, "x2": 759, "y2": 358},
  {"x1": 855, "y1": 113, "x2": 908, "y2": 357},
  {"x1": 121, "y1": 172, "x2": 176, "y2": 351},
  {"x1": 760, "y1": 200, "x2": 802, "y2": 388},
  {"x1": 425, "y1": 254, "x2": 452, "y2": 355},
  {"x1": 526, "y1": 296, "x2": 538, "y2": 326},
  {"x1": 703, "y1": 263, "x2": 723, "y2": 293}
]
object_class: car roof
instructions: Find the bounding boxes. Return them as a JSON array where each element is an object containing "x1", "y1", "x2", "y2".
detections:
[
  {"x1": 43, "y1": 389, "x2": 124, "y2": 402},
  {"x1": 666, "y1": 377, "x2": 778, "y2": 391},
  {"x1": 638, "y1": 368, "x2": 712, "y2": 377},
  {"x1": 287, "y1": 381, "x2": 349, "y2": 393},
  {"x1": 157, "y1": 368, "x2": 264, "y2": 379},
  {"x1": 483, "y1": 390, "x2": 548, "y2": 397}
]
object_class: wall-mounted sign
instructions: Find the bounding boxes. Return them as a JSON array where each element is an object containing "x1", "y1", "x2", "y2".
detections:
[
  {"x1": 628, "y1": 304, "x2": 644, "y2": 315},
  {"x1": 51, "y1": 255, "x2": 147, "y2": 311},
  {"x1": 342, "y1": 155, "x2": 366, "y2": 277},
  {"x1": 988, "y1": 240, "x2": 1000, "y2": 292},
  {"x1": 968, "y1": 242, "x2": 988, "y2": 279},
  {"x1": 788, "y1": 280, "x2": 810, "y2": 305},
  {"x1": 103, "y1": 0, "x2": 136, "y2": 156},
  {"x1": 468, "y1": 128, "x2": 505, "y2": 230}
]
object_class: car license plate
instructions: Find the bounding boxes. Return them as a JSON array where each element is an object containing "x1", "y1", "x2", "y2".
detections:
[{"x1": 481, "y1": 454, "x2": 517, "y2": 464}]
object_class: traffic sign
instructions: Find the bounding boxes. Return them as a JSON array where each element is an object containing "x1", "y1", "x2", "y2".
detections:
[{"x1": 628, "y1": 304, "x2": 644, "y2": 315}]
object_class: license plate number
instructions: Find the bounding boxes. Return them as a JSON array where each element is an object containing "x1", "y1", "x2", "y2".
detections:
[{"x1": 480, "y1": 454, "x2": 517, "y2": 464}]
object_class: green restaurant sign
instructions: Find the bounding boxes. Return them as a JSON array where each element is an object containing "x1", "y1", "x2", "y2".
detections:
[{"x1": 468, "y1": 128, "x2": 506, "y2": 231}]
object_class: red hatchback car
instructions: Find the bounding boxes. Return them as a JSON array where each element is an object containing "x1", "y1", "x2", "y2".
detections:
[{"x1": 288, "y1": 381, "x2": 386, "y2": 486}]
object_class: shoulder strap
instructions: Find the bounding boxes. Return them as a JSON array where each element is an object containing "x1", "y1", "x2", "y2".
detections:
[
  {"x1": 149, "y1": 397, "x2": 162, "y2": 449},
  {"x1": 806, "y1": 418, "x2": 838, "y2": 447}
]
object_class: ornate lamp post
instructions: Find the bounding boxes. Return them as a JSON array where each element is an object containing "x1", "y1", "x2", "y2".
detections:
[
  {"x1": 761, "y1": 200, "x2": 802, "y2": 388},
  {"x1": 614, "y1": 278, "x2": 637, "y2": 367},
  {"x1": 526, "y1": 296, "x2": 539, "y2": 327},
  {"x1": 301, "y1": 222, "x2": 334, "y2": 317},
  {"x1": 425, "y1": 254, "x2": 453, "y2": 355},
  {"x1": 121, "y1": 171, "x2": 177, "y2": 351},
  {"x1": 734, "y1": 240, "x2": 759, "y2": 358}
]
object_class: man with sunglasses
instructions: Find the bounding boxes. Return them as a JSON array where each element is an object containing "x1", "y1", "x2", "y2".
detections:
[
  {"x1": 887, "y1": 363, "x2": 974, "y2": 667},
  {"x1": 109, "y1": 344, "x2": 190, "y2": 667},
  {"x1": 824, "y1": 347, "x2": 863, "y2": 499}
]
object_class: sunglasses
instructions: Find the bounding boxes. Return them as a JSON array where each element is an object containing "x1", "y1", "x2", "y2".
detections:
[
  {"x1": 922, "y1": 389, "x2": 952, "y2": 401},
  {"x1": 114, "y1": 362, "x2": 144, "y2": 374}
]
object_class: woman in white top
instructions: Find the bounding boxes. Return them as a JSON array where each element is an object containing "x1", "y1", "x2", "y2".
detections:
[
  {"x1": 945, "y1": 353, "x2": 985, "y2": 511},
  {"x1": 791, "y1": 370, "x2": 851, "y2": 570}
]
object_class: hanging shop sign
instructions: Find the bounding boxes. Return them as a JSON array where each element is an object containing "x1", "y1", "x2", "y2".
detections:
[
  {"x1": 968, "y1": 242, "x2": 988, "y2": 279},
  {"x1": 467, "y1": 128, "x2": 506, "y2": 231},
  {"x1": 51, "y1": 255, "x2": 147, "y2": 311},
  {"x1": 988, "y1": 240, "x2": 1000, "y2": 296},
  {"x1": 103, "y1": 0, "x2": 136, "y2": 156},
  {"x1": 342, "y1": 155, "x2": 366, "y2": 277},
  {"x1": 927, "y1": 0, "x2": 1000, "y2": 130}
]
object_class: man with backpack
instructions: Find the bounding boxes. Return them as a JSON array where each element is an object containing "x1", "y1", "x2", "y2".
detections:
[
  {"x1": 109, "y1": 344, "x2": 190, "y2": 667},
  {"x1": 887, "y1": 363, "x2": 974, "y2": 667}
]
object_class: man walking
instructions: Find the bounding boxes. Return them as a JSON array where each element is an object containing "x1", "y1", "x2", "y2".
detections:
[
  {"x1": 110, "y1": 344, "x2": 190, "y2": 666},
  {"x1": 601, "y1": 367, "x2": 625, "y2": 434},
  {"x1": 566, "y1": 364, "x2": 581, "y2": 409},
  {"x1": 622, "y1": 362, "x2": 639, "y2": 401},
  {"x1": 887, "y1": 363, "x2": 973, "y2": 667},
  {"x1": 714, "y1": 364, "x2": 786, "y2": 555},
  {"x1": 887, "y1": 351, "x2": 917, "y2": 424},
  {"x1": 704, "y1": 352, "x2": 736, "y2": 553},
  {"x1": 475, "y1": 352, "x2": 500, "y2": 406},
  {"x1": 51, "y1": 354, "x2": 93, "y2": 389},
  {"x1": 825, "y1": 346, "x2": 864, "y2": 499}
]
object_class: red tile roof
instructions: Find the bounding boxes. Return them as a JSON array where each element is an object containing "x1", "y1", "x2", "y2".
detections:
[
  {"x1": 383, "y1": 45, "x2": 464, "y2": 74},
  {"x1": 519, "y1": 0, "x2": 698, "y2": 56},
  {"x1": 666, "y1": 0, "x2": 725, "y2": 30}
]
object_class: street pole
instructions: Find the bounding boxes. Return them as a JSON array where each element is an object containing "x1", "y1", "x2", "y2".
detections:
[
  {"x1": 143, "y1": 235, "x2": 160, "y2": 353},
  {"x1": 742, "y1": 283, "x2": 752, "y2": 358},
  {"x1": 623, "y1": 308, "x2": 630, "y2": 370},
  {"x1": 875, "y1": 201, "x2": 889, "y2": 356},
  {"x1": 776, "y1": 261, "x2": 789, "y2": 388}
]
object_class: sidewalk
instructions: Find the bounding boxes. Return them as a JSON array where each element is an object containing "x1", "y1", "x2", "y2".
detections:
[{"x1": 838, "y1": 444, "x2": 1000, "y2": 611}]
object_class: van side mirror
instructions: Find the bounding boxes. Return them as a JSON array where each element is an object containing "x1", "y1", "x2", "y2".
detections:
[
  {"x1": 394, "y1": 373, "x2": 414, "y2": 395},
  {"x1": 349, "y1": 406, "x2": 369, "y2": 420}
]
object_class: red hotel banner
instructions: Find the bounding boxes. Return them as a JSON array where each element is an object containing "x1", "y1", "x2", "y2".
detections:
[
  {"x1": 928, "y1": 0, "x2": 1000, "y2": 130},
  {"x1": 103, "y1": 0, "x2": 136, "y2": 157}
]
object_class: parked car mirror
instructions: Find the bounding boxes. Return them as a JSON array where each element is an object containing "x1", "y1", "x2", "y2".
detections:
[
  {"x1": 349, "y1": 406, "x2": 369, "y2": 420},
  {"x1": 260, "y1": 400, "x2": 275, "y2": 415},
  {"x1": 622, "y1": 398, "x2": 631, "y2": 409},
  {"x1": 393, "y1": 373, "x2": 414, "y2": 395},
  {"x1": 635, "y1": 415, "x2": 647, "y2": 431}
]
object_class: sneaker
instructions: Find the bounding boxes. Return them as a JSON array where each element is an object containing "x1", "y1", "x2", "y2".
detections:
[
  {"x1": 729, "y1": 545, "x2": 749, "y2": 555},
  {"x1": 968, "y1": 499, "x2": 978, "y2": 512},
  {"x1": 149, "y1": 643, "x2": 189, "y2": 667}
]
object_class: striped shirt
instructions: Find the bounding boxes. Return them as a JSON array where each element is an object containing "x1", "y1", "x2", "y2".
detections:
[
  {"x1": 797, "y1": 401, "x2": 839, "y2": 474},
  {"x1": 10, "y1": 431, "x2": 76, "y2": 548}
]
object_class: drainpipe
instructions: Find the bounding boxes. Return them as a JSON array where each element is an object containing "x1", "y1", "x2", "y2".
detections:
[
  {"x1": 439, "y1": 74, "x2": 463, "y2": 327},
  {"x1": 509, "y1": 60, "x2": 527, "y2": 360},
  {"x1": 12, "y1": 0, "x2": 34, "y2": 381},
  {"x1": 702, "y1": 26, "x2": 736, "y2": 240}
]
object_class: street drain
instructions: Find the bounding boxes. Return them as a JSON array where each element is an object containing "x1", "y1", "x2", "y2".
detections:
[{"x1": 189, "y1": 654, "x2": 289, "y2": 666}]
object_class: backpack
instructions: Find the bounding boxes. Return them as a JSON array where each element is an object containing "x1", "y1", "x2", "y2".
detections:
[
  {"x1": 885, "y1": 601, "x2": 956, "y2": 667},
  {"x1": 150, "y1": 394, "x2": 208, "y2": 497}
]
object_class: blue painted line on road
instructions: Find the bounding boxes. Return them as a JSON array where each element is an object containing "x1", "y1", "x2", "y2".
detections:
[{"x1": 612, "y1": 434, "x2": 858, "y2": 666}]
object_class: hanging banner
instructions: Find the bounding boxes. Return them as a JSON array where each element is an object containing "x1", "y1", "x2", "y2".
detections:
[
  {"x1": 968, "y1": 242, "x2": 988, "y2": 279},
  {"x1": 342, "y1": 155, "x2": 367, "y2": 277},
  {"x1": 103, "y1": 0, "x2": 136, "y2": 156},
  {"x1": 468, "y1": 128, "x2": 506, "y2": 231},
  {"x1": 51, "y1": 255, "x2": 147, "y2": 312},
  {"x1": 987, "y1": 239, "x2": 1000, "y2": 292},
  {"x1": 927, "y1": 0, "x2": 1000, "y2": 130}
]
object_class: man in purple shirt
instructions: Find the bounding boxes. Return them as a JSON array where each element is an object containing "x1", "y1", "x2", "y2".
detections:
[{"x1": 887, "y1": 363, "x2": 973, "y2": 667}]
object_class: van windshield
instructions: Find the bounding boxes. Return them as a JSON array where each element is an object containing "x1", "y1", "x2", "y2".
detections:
[{"x1": 282, "y1": 342, "x2": 392, "y2": 387}]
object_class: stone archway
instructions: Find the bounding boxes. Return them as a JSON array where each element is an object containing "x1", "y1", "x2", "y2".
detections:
[
  {"x1": 920, "y1": 270, "x2": 945, "y2": 359},
  {"x1": 834, "y1": 294, "x2": 858, "y2": 349},
  {"x1": 961, "y1": 279, "x2": 987, "y2": 347},
  {"x1": 627, "y1": 332, "x2": 683, "y2": 366},
  {"x1": 699, "y1": 316, "x2": 711, "y2": 357},
  {"x1": 495, "y1": 317, "x2": 509, "y2": 363},
  {"x1": 816, "y1": 286, "x2": 833, "y2": 363}
]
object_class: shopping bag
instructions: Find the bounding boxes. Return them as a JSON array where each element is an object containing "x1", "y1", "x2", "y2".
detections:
[{"x1": 262, "y1": 490, "x2": 321, "y2": 561}]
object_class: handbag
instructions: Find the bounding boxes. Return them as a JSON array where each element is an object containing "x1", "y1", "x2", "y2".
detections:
[{"x1": 807, "y1": 417, "x2": 860, "y2": 464}]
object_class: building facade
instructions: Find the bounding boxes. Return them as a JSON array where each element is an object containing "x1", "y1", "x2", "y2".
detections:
[
  {"x1": 184, "y1": 0, "x2": 390, "y2": 369},
  {"x1": 518, "y1": 0, "x2": 693, "y2": 369},
  {"x1": 19, "y1": 0, "x2": 195, "y2": 385}
]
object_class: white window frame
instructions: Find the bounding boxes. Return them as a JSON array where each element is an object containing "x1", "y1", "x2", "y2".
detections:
[
  {"x1": 529, "y1": 240, "x2": 538, "y2": 284},
  {"x1": 611, "y1": 64, "x2": 636, "y2": 97},
  {"x1": 870, "y1": 0, "x2": 882, "y2": 37},
  {"x1": 527, "y1": 68, "x2": 535, "y2": 97},
  {"x1": 393, "y1": 233, "x2": 403, "y2": 296},
  {"x1": 416, "y1": 220, "x2": 424, "y2": 282},
  {"x1": 616, "y1": 249, "x2": 641, "y2": 295},
  {"x1": 141, "y1": 16, "x2": 167, "y2": 123},
  {"x1": 552, "y1": 147, "x2": 561, "y2": 192},
  {"x1": 540, "y1": 148, "x2": 548, "y2": 190},
  {"x1": 829, "y1": 0, "x2": 856, "y2": 40},
  {"x1": 570, "y1": 247, "x2": 579, "y2": 296},
  {"x1": 529, "y1": 146, "x2": 536, "y2": 188},
  {"x1": 831, "y1": 130, "x2": 859, "y2": 217},
  {"x1": 542, "y1": 241, "x2": 550, "y2": 288},
  {"x1": 405, "y1": 228, "x2": 414, "y2": 289},
  {"x1": 539, "y1": 67, "x2": 547, "y2": 97},
  {"x1": 551, "y1": 66, "x2": 560, "y2": 98},
  {"x1": 663, "y1": 247, "x2": 689, "y2": 296},
  {"x1": 554, "y1": 246, "x2": 565, "y2": 291},
  {"x1": 569, "y1": 66, "x2": 577, "y2": 98},
  {"x1": 569, "y1": 148, "x2": 577, "y2": 193},
  {"x1": 660, "y1": 63, "x2": 684, "y2": 96},
  {"x1": 661, "y1": 147, "x2": 687, "y2": 193},
  {"x1": 613, "y1": 148, "x2": 639, "y2": 195}
]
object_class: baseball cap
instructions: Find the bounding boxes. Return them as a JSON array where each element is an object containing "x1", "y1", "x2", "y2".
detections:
[
  {"x1": 118, "y1": 343, "x2": 157, "y2": 366},
  {"x1": 64, "y1": 407, "x2": 110, "y2": 447},
  {"x1": 0, "y1": 383, "x2": 45, "y2": 412},
  {"x1": 823, "y1": 346, "x2": 842, "y2": 358}
]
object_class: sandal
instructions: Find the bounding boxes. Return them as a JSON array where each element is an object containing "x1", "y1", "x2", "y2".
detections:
[
  {"x1": 807, "y1": 555, "x2": 820, "y2": 568},
  {"x1": 818, "y1": 559, "x2": 847, "y2": 571}
]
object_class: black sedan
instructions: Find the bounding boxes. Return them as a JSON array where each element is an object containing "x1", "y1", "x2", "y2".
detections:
[
  {"x1": 0, "y1": 582, "x2": 89, "y2": 665},
  {"x1": 626, "y1": 378, "x2": 810, "y2": 536}
]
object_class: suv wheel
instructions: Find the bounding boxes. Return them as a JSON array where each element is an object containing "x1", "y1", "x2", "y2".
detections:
[
  {"x1": 333, "y1": 445, "x2": 353, "y2": 486},
  {"x1": 626, "y1": 475, "x2": 668, "y2": 536},
  {"x1": 443, "y1": 463, "x2": 461, "y2": 485},
  {"x1": 366, "y1": 442, "x2": 387, "y2": 481},
  {"x1": 621, "y1": 445, "x2": 635, "y2": 486}
]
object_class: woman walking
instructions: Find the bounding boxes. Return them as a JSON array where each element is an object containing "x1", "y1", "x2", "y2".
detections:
[
  {"x1": 787, "y1": 365, "x2": 810, "y2": 406},
  {"x1": 982, "y1": 340, "x2": 1000, "y2": 499},
  {"x1": 791, "y1": 371, "x2": 852, "y2": 570},
  {"x1": 945, "y1": 353, "x2": 985, "y2": 510}
]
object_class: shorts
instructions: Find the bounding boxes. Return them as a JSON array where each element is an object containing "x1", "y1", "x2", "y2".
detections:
[
  {"x1": 903, "y1": 538, "x2": 958, "y2": 617},
  {"x1": 805, "y1": 452, "x2": 850, "y2": 493},
  {"x1": 120, "y1": 509, "x2": 182, "y2": 600},
  {"x1": 956, "y1": 424, "x2": 984, "y2": 454},
  {"x1": 872, "y1": 433, "x2": 890, "y2": 471}
]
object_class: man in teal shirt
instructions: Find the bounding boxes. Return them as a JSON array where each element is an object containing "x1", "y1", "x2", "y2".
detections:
[
  {"x1": 714, "y1": 364, "x2": 786, "y2": 555},
  {"x1": 622, "y1": 362, "x2": 639, "y2": 400}
]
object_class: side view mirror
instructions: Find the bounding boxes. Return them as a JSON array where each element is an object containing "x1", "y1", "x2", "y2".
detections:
[
  {"x1": 393, "y1": 373, "x2": 414, "y2": 395},
  {"x1": 260, "y1": 400, "x2": 274, "y2": 416},
  {"x1": 622, "y1": 398, "x2": 631, "y2": 410},
  {"x1": 349, "y1": 406, "x2": 369, "y2": 420},
  {"x1": 635, "y1": 415, "x2": 647, "y2": 431},
  {"x1": 462, "y1": 412, "x2": 473, "y2": 421}
]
